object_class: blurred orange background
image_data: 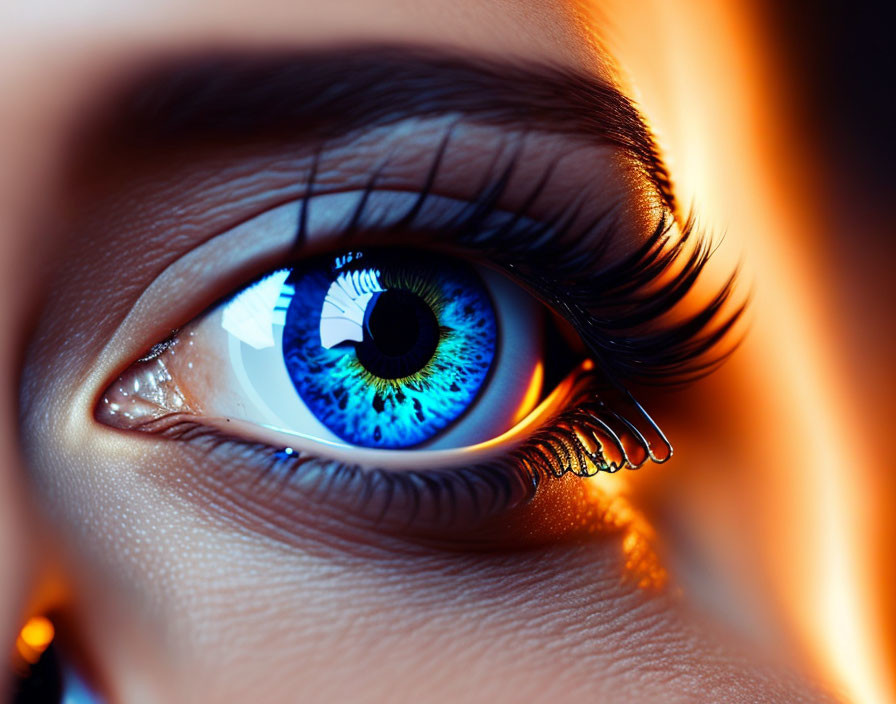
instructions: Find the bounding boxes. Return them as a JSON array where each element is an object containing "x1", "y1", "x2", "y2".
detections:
[{"x1": 595, "y1": 1, "x2": 895, "y2": 702}]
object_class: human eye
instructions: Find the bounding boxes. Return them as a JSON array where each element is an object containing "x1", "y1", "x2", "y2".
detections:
[{"x1": 80, "y1": 50, "x2": 739, "y2": 541}]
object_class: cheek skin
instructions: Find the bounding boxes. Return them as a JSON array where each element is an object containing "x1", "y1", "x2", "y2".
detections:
[{"x1": 22, "y1": 426, "x2": 840, "y2": 703}]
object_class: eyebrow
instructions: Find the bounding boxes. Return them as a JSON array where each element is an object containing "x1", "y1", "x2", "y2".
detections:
[{"x1": 101, "y1": 46, "x2": 675, "y2": 209}]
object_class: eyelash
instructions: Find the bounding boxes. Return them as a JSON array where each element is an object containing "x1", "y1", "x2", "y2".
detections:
[
  {"x1": 122, "y1": 128, "x2": 740, "y2": 527},
  {"x1": 291, "y1": 128, "x2": 742, "y2": 387}
]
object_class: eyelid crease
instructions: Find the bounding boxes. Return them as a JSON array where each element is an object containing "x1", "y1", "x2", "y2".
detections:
[{"x1": 99, "y1": 47, "x2": 676, "y2": 209}]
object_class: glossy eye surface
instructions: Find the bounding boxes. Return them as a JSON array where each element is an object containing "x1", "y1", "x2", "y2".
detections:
[{"x1": 100, "y1": 246, "x2": 544, "y2": 453}]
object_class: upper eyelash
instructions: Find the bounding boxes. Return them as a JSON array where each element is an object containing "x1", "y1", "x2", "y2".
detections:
[
  {"x1": 522, "y1": 214, "x2": 744, "y2": 386},
  {"x1": 265, "y1": 127, "x2": 735, "y2": 473},
  {"x1": 291, "y1": 126, "x2": 744, "y2": 389}
]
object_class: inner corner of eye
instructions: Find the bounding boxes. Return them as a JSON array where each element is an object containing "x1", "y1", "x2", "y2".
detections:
[
  {"x1": 96, "y1": 247, "x2": 586, "y2": 454},
  {"x1": 95, "y1": 335, "x2": 192, "y2": 430}
]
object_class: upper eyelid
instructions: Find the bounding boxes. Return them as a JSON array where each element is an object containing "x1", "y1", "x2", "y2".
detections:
[
  {"x1": 86, "y1": 186, "x2": 561, "y2": 388},
  {"x1": 65, "y1": 108, "x2": 732, "y2": 415},
  {"x1": 89, "y1": 179, "x2": 730, "y2": 428},
  {"x1": 71, "y1": 116, "x2": 640, "y2": 274}
]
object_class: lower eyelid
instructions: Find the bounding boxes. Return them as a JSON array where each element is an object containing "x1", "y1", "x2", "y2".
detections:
[
  {"x1": 101, "y1": 357, "x2": 587, "y2": 473},
  {"x1": 95, "y1": 340, "x2": 671, "y2": 544},
  {"x1": 156, "y1": 424, "x2": 540, "y2": 537},
  {"x1": 118, "y1": 364, "x2": 660, "y2": 544},
  {"x1": 97, "y1": 358, "x2": 583, "y2": 534}
]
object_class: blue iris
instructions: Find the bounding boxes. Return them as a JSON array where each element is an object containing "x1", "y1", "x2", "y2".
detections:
[{"x1": 281, "y1": 250, "x2": 497, "y2": 448}]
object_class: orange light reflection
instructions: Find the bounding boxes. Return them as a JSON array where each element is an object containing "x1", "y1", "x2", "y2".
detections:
[
  {"x1": 585, "y1": 474, "x2": 668, "y2": 591},
  {"x1": 512, "y1": 360, "x2": 544, "y2": 425},
  {"x1": 15, "y1": 615, "x2": 54, "y2": 665}
]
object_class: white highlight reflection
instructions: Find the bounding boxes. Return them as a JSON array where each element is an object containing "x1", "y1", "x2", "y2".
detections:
[
  {"x1": 319, "y1": 268, "x2": 383, "y2": 349},
  {"x1": 221, "y1": 269, "x2": 292, "y2": 350}
]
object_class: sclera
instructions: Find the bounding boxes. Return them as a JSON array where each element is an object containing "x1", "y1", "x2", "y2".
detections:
[{"x1": 116, "y1": 262, "x2": 543, "y2": 453}]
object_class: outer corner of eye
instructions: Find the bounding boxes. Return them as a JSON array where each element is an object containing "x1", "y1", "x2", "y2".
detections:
[{"x1": 96, "y1": 247, "x2": 585, "y2": 462}]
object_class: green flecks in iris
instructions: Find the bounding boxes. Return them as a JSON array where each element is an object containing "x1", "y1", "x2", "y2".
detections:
[{"x1": 281, "y1": 252, "x2": 496, "y2": 448}]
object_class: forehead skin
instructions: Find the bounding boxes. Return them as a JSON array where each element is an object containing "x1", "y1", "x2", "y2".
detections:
[{"x1": 0, "y1": 1, "x2": 838, "y2": 703}]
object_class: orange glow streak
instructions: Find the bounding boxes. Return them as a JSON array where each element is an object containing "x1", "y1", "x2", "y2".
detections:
[
  {"x1": 15, "y1": 616, "x2": 54, "y2": 665},
  {"x1": 511, "y1": 360, "x2": 544, "y2": 425},
  {"x1": 464, "y1": 359, "x2": 591, "y2": 453},
  {"x1": 596, "y1": 1, "x2": 894, "y2": 701}
]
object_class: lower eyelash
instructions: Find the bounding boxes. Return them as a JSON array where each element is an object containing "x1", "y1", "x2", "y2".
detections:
[
  {"x1": 492, "y1": 368, "x2": 672, "y2": 483},
  {"x1": 133, "y1": 367, "x2": 666, "y2": 530},
  {"x1": 138, "y1": 414, "x2": 536, "y2": 529}
]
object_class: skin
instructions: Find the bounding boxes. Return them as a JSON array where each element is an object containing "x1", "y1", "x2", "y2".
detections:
[{"x1": 0, "y1": 1, "x2": 853, "y2": 702}]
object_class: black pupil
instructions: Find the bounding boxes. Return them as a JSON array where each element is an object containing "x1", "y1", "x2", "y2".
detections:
[
  {"x1": 367, "y1": 289, "x2": 423, "y2": 355},
  {"x1": 355, "y1": 289, "x2": 440, "y2": 379}
]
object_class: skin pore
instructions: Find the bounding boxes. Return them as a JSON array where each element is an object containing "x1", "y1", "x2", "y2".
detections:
[{"x1": 2, "y1": 1, "x2": 843, "y2": 702}]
